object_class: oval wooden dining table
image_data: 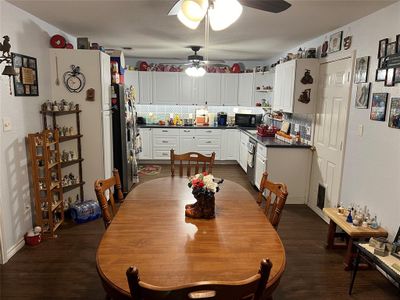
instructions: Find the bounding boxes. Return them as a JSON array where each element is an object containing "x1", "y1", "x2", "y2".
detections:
[{"x1": 96, "y1": 177, "x2": 286, "y2": 300}]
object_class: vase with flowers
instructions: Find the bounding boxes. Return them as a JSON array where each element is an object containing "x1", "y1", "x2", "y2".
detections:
[{"x1": 185, "y1": 172, "x2": 223, "y2": 219}]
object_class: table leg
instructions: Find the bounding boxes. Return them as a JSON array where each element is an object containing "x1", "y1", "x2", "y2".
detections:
[
  {"x1": 344, "y1": 237, "x2": 354, "y2": 271},
  {"x1": 326, "y1": 220, "x2": 336, "y2": 249},
  {"x1": 349, "y1": 248, "x2": 361, "y2": 295}
]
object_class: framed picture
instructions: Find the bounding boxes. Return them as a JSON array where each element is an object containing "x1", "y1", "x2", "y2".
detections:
[
  {"x1": 395, "y1": 67, "x2": 400, "y2": 83},
  {"x1": 386, "y1": 42, "x2": 397, "y2": 56},
  {"x1": 396, "y1": 34, "x2": 400, "y2": 53},
  {"x1": 11, "y1": 53, "x2": 39, "y2": 96},
  {"x1": 329, "y1": 31, "x2": 343, "y2": 53},
  {"x1": 375, "y1": 68, "x2": 387, "y2": 82},
  {"x1": 385, "y1": 68, "x2": 395, "y2": 86},
  {"x1": 388, "y1": 97, "x2": 400, "y2": 129},
  {"x1": 378, "y1": 38, "x2": 388, "y2": 58},
  {"x1": 354, "y1": 56, "x2": 369, "y2": 83},
  {"x1": 355, "y1": 83, "x2": 371, "y2": 109},
  {"x1": 370, "y1": 93, "x2": 388, "y2": 121}
]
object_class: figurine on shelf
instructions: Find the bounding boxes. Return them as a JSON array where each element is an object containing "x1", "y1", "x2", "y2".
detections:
[
  {"x1": 52, "y1": 101, "x2": 59, "y2": 111},
  {"x1": 61, "y1": 150, "x2": 68, "y2": 162},
  {"x1": 68, "y1": 101, "x2": 75, "y2": 111},
  {"x1": 68, "y1": 127, "x2": 76, "y2": 136},
  {"x1": 60, "y1": 99, "x2": 68, "y2": 111},
  {"x1": 69, "y1": 150, "x2": 75, "y2": 160},
  {"x1": 45, "y1": 100, "x2": 52, "y2": 111}
]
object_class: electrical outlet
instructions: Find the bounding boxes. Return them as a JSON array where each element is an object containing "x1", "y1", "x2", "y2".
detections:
[{"x1": 3, "y1": 118, "x2": 12, "y2": 132}]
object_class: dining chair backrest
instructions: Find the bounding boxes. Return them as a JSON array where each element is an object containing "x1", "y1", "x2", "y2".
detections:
[
  {"x1": 126, "y1": 259, "x2": 272, "y2": 300},
  {"x1": 170, "y1": 149, "x2": 215, "y2": 177},
  {"x1": 94, "y1": 169, "x2": 124, "y2": 229},
  {"x1": 257, "y1": 172, "x2": 288, "y2": 229}
]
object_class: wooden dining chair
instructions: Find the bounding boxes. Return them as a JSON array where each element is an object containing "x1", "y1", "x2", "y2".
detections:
[
  {"x1": 170, "y1": 149, "x2": 216, "y2": 177},
  {"x1": 257, "y1": 172, "x2": 288, "y2": 229},
  {"x1": 126, "y1": 259, "x2": 272, "y2": 300},
  {"x1": 94, "y1": 169, "x2": 124, "y2": 229}
]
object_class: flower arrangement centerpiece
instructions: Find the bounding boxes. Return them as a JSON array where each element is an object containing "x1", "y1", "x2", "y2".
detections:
[{"x1": 185, "y1": 172, "x2": 223, "y2": 219}]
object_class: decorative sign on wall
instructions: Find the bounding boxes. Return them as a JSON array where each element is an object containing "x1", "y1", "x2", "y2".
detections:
[
  {"x1": 11, "y1": 53, "x2": 39, "y2": 96},
  {"x1": 370, "y1": 93, "x2": 388, "y2": 121},
  {"x1": 388, "y1": 97, "x2": 400, "y2": 129}
]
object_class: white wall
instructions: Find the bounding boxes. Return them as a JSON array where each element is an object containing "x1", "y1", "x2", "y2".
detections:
[
  {"x1": 267, "y1": 2, "x2": 400, "y2": 240},
  {"x1": 0, "y1": 0, "x2": 76, "y2": 263}
]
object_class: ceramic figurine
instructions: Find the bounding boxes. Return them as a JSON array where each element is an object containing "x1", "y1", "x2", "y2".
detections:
[
  {"x1": 52, "y1": 101, "x2": 59, "y2": 111},
  {"x1": 69, "y1": 150, "x2": 75, "y2": 160},
  {"x1": 68, "y1": 101, "x2": 75, "y2": 111},
  {"x1": 45, "y1": 100, "x2": 52, "y2": 111}
]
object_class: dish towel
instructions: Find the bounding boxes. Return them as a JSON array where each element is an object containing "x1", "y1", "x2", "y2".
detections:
[{"x1": 247, "y1": 152, "x2": 254, "y2": 168}]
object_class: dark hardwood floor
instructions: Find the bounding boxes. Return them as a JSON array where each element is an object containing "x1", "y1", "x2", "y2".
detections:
[{"x1": 0, "y1": 164, "x2": 398, "y2": 299}]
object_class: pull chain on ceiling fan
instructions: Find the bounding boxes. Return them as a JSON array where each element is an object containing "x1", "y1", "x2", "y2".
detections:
[{"x1": 169, "y1": 0, "x2": 291, "y2": 31}]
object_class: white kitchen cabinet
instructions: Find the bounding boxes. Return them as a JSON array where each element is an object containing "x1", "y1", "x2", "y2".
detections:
[
  {"x1": 152, "y1": 72, "x2": 180, "y2": 104},
  {"x1": 138, "y1": 128, "x2": 152, "y2": 159},
  {"x1": 138, "y1": 71, "x2": 152, "y2": 104},
  {"x1": 221, "y1": 129, "x2": 240, "y2": 160},
  {"x1": 203, "y1": 73, "x2": 221, "y2": 105},
  {"x1": 221, "y1": 74, "x2": 239, "y2": 106},
  {"x1": 152, "y1": 128, "x2": 179, "y2": 160},
  {"x1": 239, "y1": 132, "x2": 249, "y2": 172},
  {"x1": 196, "y1": 129, "x2": 222, "y2": 160},
  {"x1": 255, "y1": 144, "x2": 267, "y2": 189},
  {"x1": 273, "y1": 59, "x2": 319, "y2": 113},
  {"x1": 238, "y1": 73, "x2": 254, "y2": 106},
  {"x1": 179, "y1": 74, "x2": 205, "y2": 105},
  {"x1": 180, "y1": 136, "x2": 196, "y2": 153}
]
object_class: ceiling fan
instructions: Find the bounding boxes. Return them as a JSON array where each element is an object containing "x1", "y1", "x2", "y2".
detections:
[{"x1": 168, "y1": 0, "x2": 291, "y2": 31}]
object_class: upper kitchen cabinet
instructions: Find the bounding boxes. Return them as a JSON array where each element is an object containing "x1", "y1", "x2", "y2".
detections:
[
  {"x1": 238, "y1": 73, "x2": 254, "y2": 106},
  {"x1": 221, "y1": 73, "x2": 239, "y2": 106},
  {"x1": 179, "y1": 73, "x2": 205, "y2": 105},
  {"x1": 273, "y1": 59, "x2": 319, "y2": 114},
  {"x1": 203, "y1": 73, "x2": 221, "y2": 105},
  {"x1": 152, "y1": 72, "x2": 180, "y2": 104},
  {"x1": 138, "y1": 71, "x2": 152, "y2": 104}
]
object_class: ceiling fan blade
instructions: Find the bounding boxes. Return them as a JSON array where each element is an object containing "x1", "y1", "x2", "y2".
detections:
[
  {"x1": 168, "y1": 0, "x2": 183, "y2": 16},
  {"x1": 203, "y1": 60, "x2": 226, "y2": 64},
  {"x1": 239, "y1": 0, "x2": 291, "y2": 13}
]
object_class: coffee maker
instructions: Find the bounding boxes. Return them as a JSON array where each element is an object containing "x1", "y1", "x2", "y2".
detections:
[{"x1": 217, "y1": 112, "x2": 227, "y2": 126}]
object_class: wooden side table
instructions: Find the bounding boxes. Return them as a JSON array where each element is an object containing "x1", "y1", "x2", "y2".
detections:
[
  {"x1": 323, "y1": 208, "x2": 388, "y2": 270},
  {"x1": 349, "y1": 242, "x2": 400, "y2": 295}
]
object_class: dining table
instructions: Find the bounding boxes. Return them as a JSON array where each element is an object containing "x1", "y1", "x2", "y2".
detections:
[{"x1": 96, "y1": 177, "x2": 286, "y2": 300}]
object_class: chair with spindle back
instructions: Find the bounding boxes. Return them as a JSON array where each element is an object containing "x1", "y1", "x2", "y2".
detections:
[
  {"x1": 257, "y1": 172, "x2": 288, "y2": 229},
  {"x1": 94, "y1": 169, "x2": 124, "y2": 229},
  {"x1": 170, "y1": 149, "x2": 216, "y2": 177},
  {"x1": 126, "y1": 259, "x2": 272, "y2": 300}
]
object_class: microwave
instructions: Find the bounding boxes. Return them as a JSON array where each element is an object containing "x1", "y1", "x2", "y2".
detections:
[{"x1": 234, "y1": 114, "x2": 262, "y2": 127}]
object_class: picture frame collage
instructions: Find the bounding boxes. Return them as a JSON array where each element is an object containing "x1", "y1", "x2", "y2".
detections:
[
  {"x1": 11, "y1": 52, "x2": 39, "y2": 96},
  {"x1": 353, "y1": 34, "x2": 400, "y2": 129}
]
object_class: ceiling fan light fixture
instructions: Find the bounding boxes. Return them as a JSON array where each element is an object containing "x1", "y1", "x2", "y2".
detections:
[
  {"x1": 209, "y1": 0, "x2": 243, "y2": 31},
  {"x1": 177, "y1": 9, "x2": 201, "y2": 30},
  {"x1": 181, "y1": 0, "x2": 209, "y2": 22},
  {"x1": 185, "y1": 65, "x2": 206, "y2": 77}
]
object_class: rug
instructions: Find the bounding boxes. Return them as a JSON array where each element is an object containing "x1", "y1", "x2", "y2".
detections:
[{"x1": 138, "y1": 165, "x2": 162, "y2": 176}]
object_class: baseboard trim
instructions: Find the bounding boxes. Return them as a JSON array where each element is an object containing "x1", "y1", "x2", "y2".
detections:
[
  {"x1": 4, "y1": 237, "x2": 25, "y2": 264},
  {"x1": 307, "y1": 204, "x2": 330, "y2": 224}
]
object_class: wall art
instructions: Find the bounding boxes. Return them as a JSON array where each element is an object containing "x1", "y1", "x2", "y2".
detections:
[
  {"x1": 343, "y1": 36, "x2": 352, "y2": 50},
  {"x1": 385, "y1": 68, "x2": 395, "y2": 86},
  {"x1": 354, "y1": 56, "x2": 369, "y2": 83},
  {"x1": 328, "y1": 31, "x2": 343, "y2": 53},
  {"x1": 378, "y1": 38, "x2": 388, "y2": 58},
  {"x1": 396, "y1": 34, "x2": 400, "y2": 53},
  {"x1": 11, "y1": 53, "x2": 39, "y2": 96},
  {"x1": 394, "y1": 67, "x2": 400, "y2": 83},
  {"x1": 388, "y1": 97, "x2": 400, "y2": 129},
  {"x1": 375, "y1": 68, "x2": 387, "y2": 82},
  {"x1": 298, "y1": 89, "x2": 311, "y2": 104},
  {"x1": 355, "y1": 83, "x2": 370, "y2": 109},
  {"x1": 370, "y1": 93, "x2": 388, "y2": 121},
  {"x1": 301, "y1": 69, "x2": 313, "y2": 84},
  {"x1": 386, "y1": 42, "x2": 397, "y2": 56}
]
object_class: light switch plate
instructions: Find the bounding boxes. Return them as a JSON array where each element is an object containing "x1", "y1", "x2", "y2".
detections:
[
  {"x1": 358, "y1": 124, "x2": 363, "y2": 137},
  {"x1": 3, "y1": 118, "x2": 12, "y2": 132}
]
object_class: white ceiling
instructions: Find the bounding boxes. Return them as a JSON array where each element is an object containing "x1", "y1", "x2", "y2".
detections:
[{"x1": 7, "y1": 0, "x2": 397, "y2": 61}]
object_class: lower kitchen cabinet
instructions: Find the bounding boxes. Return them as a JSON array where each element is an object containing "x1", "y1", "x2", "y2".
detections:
[
  {"x1": 138, "y1": 128, "x2": 152, "y2": 159},
  {"x1": 255, "y1": 144, "x2": 267, "y2": 190},
  {"x1": 152, "y1": 128, "x2": 179, "y2": 159},
  {"x1": 239, "y1": 132, "x2": 249, "y2": 172},
  {"x1": 221, "y1": 129, "x2": 239, "y2": 160}
]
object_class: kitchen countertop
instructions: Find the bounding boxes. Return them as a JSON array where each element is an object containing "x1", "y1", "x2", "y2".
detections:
[{"x1": 138, "y1": 124, "x2": 311, "y2": 148}]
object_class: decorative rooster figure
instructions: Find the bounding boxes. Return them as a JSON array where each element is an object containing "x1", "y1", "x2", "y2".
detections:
[{"x1": 0, "y1": 36, "x2": 11, "y2": 59}]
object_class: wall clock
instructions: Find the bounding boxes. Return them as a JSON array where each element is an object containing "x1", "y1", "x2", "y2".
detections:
[{"x1": 63, "y1": 65, "x2": 85, "y2": 93}]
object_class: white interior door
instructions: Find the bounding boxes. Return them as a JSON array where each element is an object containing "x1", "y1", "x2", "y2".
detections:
[{"x1": 308, "y1": 56, "x2": 353, "y2": 221}]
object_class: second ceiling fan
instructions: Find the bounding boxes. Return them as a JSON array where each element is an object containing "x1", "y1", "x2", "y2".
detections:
[{"x1": 168, "y1": 0, "x2": 291, "y2": 31}]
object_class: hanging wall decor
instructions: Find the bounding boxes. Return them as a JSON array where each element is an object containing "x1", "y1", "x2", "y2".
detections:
[
  {"x1": 370, "y1": 93, "x2": 388, "y2": 121},
  {"x1": 298, "y1": 89, "x2": 311, "y2": 104},
  {"x1": 328, "y1": 31, "x2": 343, "y2": 53},
  {"x1": 301, "y1": 69, "x2": 313, "y2": 84},
  {"x1": 11, "y1": 53, "x2": 39, "y2": 96},
  {"x1": 355, "y1": 83, "x2": 370, "y2": 109},
  {"x1": 343, "y1": 36, "x2": 352, "y2": 50},
  {"x1": 354, "y1": 56, "x2": 369, "y2": 83},
  {"x1": 378, "y1": 38, "x2": 388, "y2": 58},
  {"x1": 388, "y1": 97, "x2": 400, "y2": 129},
  {"x1": 63, "y1": 65, "x2": 86, "y2": 93}
]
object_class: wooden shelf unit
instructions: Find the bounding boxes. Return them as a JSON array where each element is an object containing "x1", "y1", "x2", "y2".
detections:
[
  {"x1": 41, "y1": 104, "x2": 84, "y2": 201},
  {"x1": 28, "y1": 130, "x2": 64, "y2": 238}
]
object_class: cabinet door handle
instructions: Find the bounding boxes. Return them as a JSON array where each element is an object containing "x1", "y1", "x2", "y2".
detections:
[
  {"x1": 162, "y1": 130, "x2": 168, "y2": 133},
  {"x1": 206, "y1": 141, "x2": 212, "y2": 144},
  {"x1": 162, "y1": 152, "x2": 168, "y2": 156},
  {"x1": 162, "y1": 140, "x2": 168, "y2": 144},
  {"x1": 206, "y1": 130, "x2": 212, "y2": 133},
  {"x1": 184, "y1": 130, "x2": 190, "y2": 132}
]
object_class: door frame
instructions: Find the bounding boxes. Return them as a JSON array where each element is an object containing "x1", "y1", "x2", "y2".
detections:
[{"x1": 307, "y1": 50, "x2": 356, "y2": 222}]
